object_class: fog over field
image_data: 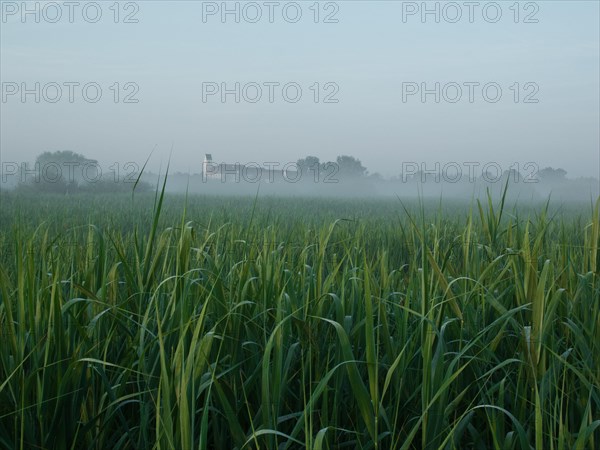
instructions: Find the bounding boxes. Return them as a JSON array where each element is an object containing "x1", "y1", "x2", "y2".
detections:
[
  {"x1": 1, "y1": 2, "x2": 599, "y2": 449},
  {"x1": 1, "y1": 148, "x2": 599, "y2": 203},
  {"x1": 1, "y1": 1, "x2": 599, "y2": 180}
]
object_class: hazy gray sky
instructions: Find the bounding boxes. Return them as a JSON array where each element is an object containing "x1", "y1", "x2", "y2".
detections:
[{"x1": 1, "y1": 1, "x2": 599, "y2": 178}]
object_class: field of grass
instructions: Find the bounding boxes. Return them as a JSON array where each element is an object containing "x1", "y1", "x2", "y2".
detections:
[{"x1": 0, "y1": 186, "x2": 599, "y2": 449}]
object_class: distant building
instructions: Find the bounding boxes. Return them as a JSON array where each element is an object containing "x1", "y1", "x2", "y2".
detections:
[
  {"x1": 202, "y1": 154, "x2": 298, "y2": 183},
  {"x1": 202, "y1": 154, "x2": 213, "y2": 176}
]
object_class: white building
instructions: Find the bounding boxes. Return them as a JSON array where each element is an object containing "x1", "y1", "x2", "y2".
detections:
[{"x1": 202, "y1": 154, "x2": 298, "y2": 183}]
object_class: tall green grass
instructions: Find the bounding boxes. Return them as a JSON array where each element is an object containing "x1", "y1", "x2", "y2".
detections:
[{"x1": 0, "y1": 190, "x2": 598, "y2": 449}]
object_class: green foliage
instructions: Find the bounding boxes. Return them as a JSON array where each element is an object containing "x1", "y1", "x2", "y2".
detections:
[
  {"x1": 0, "y1": 191, "x2": 598, "y2": 449},
  {"x1": 296, "y1": 156, "x2": 321, "y2": 171},
  {"x1": 15, "y1": 151, "x2": 152, "y2": 194},
  {"x1": 335, "y1": 155, "x2": 367, "y2": 178}
]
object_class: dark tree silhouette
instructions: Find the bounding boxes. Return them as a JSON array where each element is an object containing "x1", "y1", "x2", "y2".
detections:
[{"x1": 336, "y1": 155, "x2": 367, "y2": 178}]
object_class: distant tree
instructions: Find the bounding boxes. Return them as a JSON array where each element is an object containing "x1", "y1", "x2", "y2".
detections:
[
  {"x1": 35, "y1": 150, "x2": 94, "y2": 166},
  {"x1": 335, "y1": 155, "x2": 367, "y2": 178},
  {"x1": 538, "y1": 167, "x2": 567, "y2": 182},
  {"x1": 19, "y1": 150, "x2": 151, "y2": 194},
  {"x1": 296, "y1": 156, "x2": 321, "y2": 181},
  {"x1": 502, "y1": 169, "x2": 523, "y2": 183},
  {"x1": 297, "y1": 156, "x2": 320, "y2": 170},
  {"x1": 20, "y1": 151, "x2": 96, "y2": 193},
  {"x1": 40, "y1": 150, "x2": 96, "y2": 182},
  {"x1": 368, "y1": 172, "x2": 384, "y2": 182}
]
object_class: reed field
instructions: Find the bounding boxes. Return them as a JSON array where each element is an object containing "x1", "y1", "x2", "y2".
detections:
[{"x1": 0, "y1": 185, "x2": 599, "y2": 449}]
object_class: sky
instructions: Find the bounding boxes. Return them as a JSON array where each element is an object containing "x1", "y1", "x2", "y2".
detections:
[{"x1": 1, "y1": 0, "x2": 599, "y2": 179}]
